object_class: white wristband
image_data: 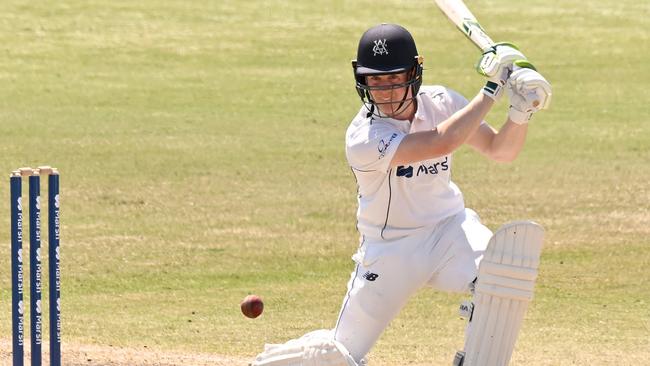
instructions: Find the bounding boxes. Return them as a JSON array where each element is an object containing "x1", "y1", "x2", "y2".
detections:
[
  {"x1": 481, "y1": 81, "x2": 503, "y2": 101},
  {"x1": 508, "y1": 106, "x2": 532, "y2": 125}
]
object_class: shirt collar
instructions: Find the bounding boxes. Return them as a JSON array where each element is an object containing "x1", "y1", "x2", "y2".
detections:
[{"x1": 413, "y1": 92, "x2": 427, "y2": 122}]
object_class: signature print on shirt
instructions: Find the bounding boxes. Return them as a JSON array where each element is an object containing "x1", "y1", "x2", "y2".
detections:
[{"x1": 377, "y1": 133, "x2": 399, "y2": 159}]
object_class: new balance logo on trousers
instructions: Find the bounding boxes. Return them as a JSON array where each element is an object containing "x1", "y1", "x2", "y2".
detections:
[{"x1": 362, "y1": 272, "x2": 379, "y2": 281}]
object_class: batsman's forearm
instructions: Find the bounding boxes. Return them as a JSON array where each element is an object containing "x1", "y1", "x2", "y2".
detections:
[
  {"x1": 389, "y1": 92, "x2": 494, "y2": 167},
  {"x1": 436, "y1": 92, "x2": 494, "y2": 150},
  {"x1": 489, "y1": 120, "x2": 528, "y2": 162}
]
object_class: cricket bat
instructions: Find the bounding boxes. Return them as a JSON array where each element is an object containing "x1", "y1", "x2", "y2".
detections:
[
  {"x1": 434, "y1": 1, "x2": 551, "y2": 121},
  {"x1": 434, "y1": 0, "x2": 496, "y2": 53}
]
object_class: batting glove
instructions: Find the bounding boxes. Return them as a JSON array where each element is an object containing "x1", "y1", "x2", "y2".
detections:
[
  {"x1": 506, "y1": 65, "x2": 552, "y2": 124},
  {"x1": 478, "y1": 42, "x2": 527, "y2": 101}
]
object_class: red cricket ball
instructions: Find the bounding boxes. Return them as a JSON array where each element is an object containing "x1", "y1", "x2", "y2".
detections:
[{"x1": 240, "y1": 294, "x2": 264, "y2": 318}]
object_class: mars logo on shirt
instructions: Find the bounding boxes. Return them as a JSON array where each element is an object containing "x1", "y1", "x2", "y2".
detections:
[
  {"x1": 396, "y1": 157, "x2": 449, "y2": 179},
  {"x1": 396, "y1": 165, "x2": 413, "y2": 178},
  {"x1": 416, "y1": 157, "x2": 449, "y2": 176}
]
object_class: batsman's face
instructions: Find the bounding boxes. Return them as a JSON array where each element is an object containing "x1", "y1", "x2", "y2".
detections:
[{"x1": 366, "y1": 72, "x2": 413, "y2": 119}]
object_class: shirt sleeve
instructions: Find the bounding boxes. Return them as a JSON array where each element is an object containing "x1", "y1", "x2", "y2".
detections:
[
  {"x1": 346, "y1": 122, "x2": 406, "y2": 173},
  {"x1": 444, "y1": 88, "x2": 488, "y2": 125},
  {"x1": 445, "y1": 88, "x2": 470, "y2": 111}
]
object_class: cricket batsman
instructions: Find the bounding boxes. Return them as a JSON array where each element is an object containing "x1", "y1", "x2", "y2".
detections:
[{"x1": 252, "y1": 22, "x2": 551, "y2": 366}]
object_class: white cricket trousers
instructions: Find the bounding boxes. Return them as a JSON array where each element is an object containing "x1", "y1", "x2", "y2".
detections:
[{"x1": 333, "y1": 208, "x2": 492, "y2": 363}]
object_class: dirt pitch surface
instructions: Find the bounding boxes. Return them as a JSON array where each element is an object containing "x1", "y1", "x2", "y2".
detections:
[{"x1": 0, "y1": 339, "x2": 251, "y2": 366}]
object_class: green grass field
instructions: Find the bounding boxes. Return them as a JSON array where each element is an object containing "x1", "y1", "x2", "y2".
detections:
[{"x1": 0, "y1": 0, "x2": 648, "y2": 364}]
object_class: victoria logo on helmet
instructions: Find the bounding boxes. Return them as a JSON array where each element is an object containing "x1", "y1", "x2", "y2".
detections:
[{"x1": 372, "y1": 39, "x2": 388, "y2": 56}]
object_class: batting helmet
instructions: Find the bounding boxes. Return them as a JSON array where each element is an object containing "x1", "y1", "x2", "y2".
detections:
[{"x1": 352, "y1": 24, "x2": 423, "y2": 117}]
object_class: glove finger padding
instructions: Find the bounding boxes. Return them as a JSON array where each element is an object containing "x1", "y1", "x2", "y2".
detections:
[
  {"x1": 511, "y1": 67, "x2": 552, "y2": 110},
  {"x1": 506, "y1": 68, "x2": 552, "y2": 124},
  {"x1": 476, "y1": 42, "x2": 526, "y2": 79},
  {"x1": 477, "y1": 43, "x2": 527, "y2": 102}
]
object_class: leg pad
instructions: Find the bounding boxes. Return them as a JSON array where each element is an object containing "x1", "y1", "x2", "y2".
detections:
[{"x1": 456, "y1": 221, "x2": 544, "y2": 366}]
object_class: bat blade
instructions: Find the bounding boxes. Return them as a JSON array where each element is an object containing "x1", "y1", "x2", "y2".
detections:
[{"x1": 434, "y1": 0, "x2": 495, "y2": 52}]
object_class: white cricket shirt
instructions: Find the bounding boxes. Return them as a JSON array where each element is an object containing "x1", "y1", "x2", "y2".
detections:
[{"x1": 346, "y1": 85, "x2": 474, "y2": 241}]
